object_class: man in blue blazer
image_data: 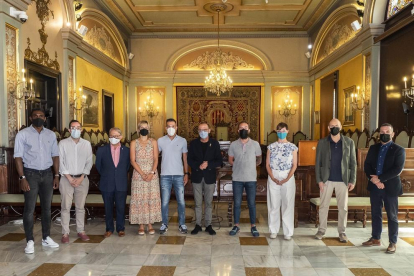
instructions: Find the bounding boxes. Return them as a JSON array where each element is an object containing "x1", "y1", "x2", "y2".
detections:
[
  {"x1": 363, "y1": 123, "x2": 406, "y2": 254},
  {"x1": 96, "y1": 127, "x2": 130, "y2": 237}
]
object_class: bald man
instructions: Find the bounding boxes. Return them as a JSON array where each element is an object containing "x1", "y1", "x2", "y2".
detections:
[{"x1": 314, "y1": 118, "x2": 356, "y2": 243}]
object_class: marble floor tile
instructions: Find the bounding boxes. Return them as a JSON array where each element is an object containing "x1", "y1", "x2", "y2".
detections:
[
  {"x1": 244, "y1": 267, "x2": 281, "y2": 276},
  {"x1": 73, "y1": 234, "x2": 105, "y2": 244},
  {"x1": 211, "y1": 255, "x2": 245, "y2": 267},
  {"x1": 241, "y1": 245, "x2": 273, "y2": 256},
  {"x1": 274, "y1": 256, "x2": 312, "y2": 268},
  {"x1": 279, "y1": 267, "x2": 319, "y2": 276},
  {"x1": 400, "y1": 237, "x2": 414, "y2": 246},
  {"x1": 176, "y1": 254, "x2": 211, "y2": 267},
  {"x1": 210, "y1": 265, "x2": 246, "y2": 276},
  {"x1": 144, "y1": 254, "x2": 180, "y2": 266},
  {"x1": 349, "y1": 268, "x2": 391, "y2": 276},
  {"x1": 183, "y1": 235, "x2": 213, "y2": 245},
  {"x1": 0, "y1": 250, "x2": 26, "y2": 262},
  {"x1": 91, "y1": 243, "x2": 129, "y2": 254},
  {"x1": 384, "y1": 267, "x2": 414, "y2": 276},
  {"x1": 120, "y1": 244, "x2": 154, "y2": 255},
  {"x1": 293, "y1": 237, "x2": 326, "y2": 246},
  {"x1": 243, "y1": 255, "x2": 278, "y2": 267},
  {"x1": 137, "y1": 265, "x2": 176, "y2": 276},
  {"x1": 314, "y1": 268, "x2": 354, "y2": 276},
  {"x1": 211, "y1": 234, "x2": 240, "y2": 245},
  {"x1": 60, "y1": 243, "x2": 98, "y2": 254},
  {"x1": 0, "y1": 262, "x2": 42, "y2": 276},
  {"x1": 156, "y1": 236, "x2": 186, "y2": 245},
  {"x1": 111, "y1": 254, "x2": 148, "y2": 266},
  {"x1": 174, "y1": 266, "x2": 210, "y2": 276},
  {"x1": 306, "y1": 256, "x2": 347, "y2": 268},
  {"x1": 322, "y1": 237, "x2": 354, "y2": 246},
  {"x1": 150, "y1": 244, "x2": 183, "y2": 255},
  {"x1": 181, "y1": 244, "x2": 211, "y2": 255},
  {"x1": 211, "y1": 244, "x2": 242, "y2": 256},
  {"x1": 0, "y1": 233, "x2": 26, "y2": 241},
  {"x1": 370, "y1": 255, "x2": 412, "y2": 268},
  {"x1": 239, "y1": 237, "x2": 269, "y2": 246},
  {"x1": 46, "y1": 251, "x2": 87, "y2": 264},
  {"x1": 27, "y1": 263, "x2": 75, "y2": 276},
  {"x1": 300, "y1": 246, "x2": 335, "y2": 257},
  {"x1": 101, "y1": 264, "x2": 142, "y2": 276},
  {"x1": 64, "y1": 264, "x2": 108, "y2": 276},
  {"x1": 78, "y1": 253, "x2": 117, "y2": 265}
]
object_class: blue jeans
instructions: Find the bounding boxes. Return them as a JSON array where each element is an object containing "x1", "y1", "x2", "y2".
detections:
[
  {"x1": 160, "y1": 175, "x2": 185, "y2": 225},
  {"x1": 233, "y1": 181, "x2": 257, "y2": 225},
  {"x1": 101, "y1": 190, "x2": 127, "y2": 233},
  {"x1": 370, "y1": 188, "x2": 399, "y2": 243}
]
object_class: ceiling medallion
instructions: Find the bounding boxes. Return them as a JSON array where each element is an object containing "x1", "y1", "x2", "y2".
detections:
[
  {"x1": 203, "y1": 3, "x2": 234, "y2": 14},
  {"x1": 204, "y1": 4, "x2": 233, "y2": 97}
]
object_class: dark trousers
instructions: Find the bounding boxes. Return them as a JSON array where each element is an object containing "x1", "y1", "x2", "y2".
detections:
[
  {"x1": 370, "y1": 188, "x2": 399, "y2": 244},
  {"x1": 233, "y1": 181, "x2": 257, "y2": 225},
  {"x1": 101, "y1": 190, "x2": 127, "y2": 233},
  {"x1": 23, "y1": 168, "x2": 53, "y2": 242}
]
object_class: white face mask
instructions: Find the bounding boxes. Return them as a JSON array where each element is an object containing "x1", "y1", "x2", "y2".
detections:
[
  {"x1": 167, "y1": 128, "x2": 176, "y2": 136},
  {"x1": 70, "y1": 129, "x2": 81, "y2": 139},
  {"x1": 109, "y1": 137, "x2": 120, "y2": 145}
]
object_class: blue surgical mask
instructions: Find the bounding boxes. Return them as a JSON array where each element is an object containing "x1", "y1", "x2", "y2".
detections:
[
  {"x1": 199, "y1": 131, "x2": 209, "y2": 139},
  {"x1": 70, "y1": 129, "x2": 81, "y2": 139},
  {"x1": 277, "y1": 132, "x2": 288, "y2": 140}
]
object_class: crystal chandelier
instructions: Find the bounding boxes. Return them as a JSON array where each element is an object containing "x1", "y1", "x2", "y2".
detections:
[
  {"x1": 278, "y1": 90, "x2": 297, "y2": 118},
  {"x1": 204, "y1": 5, "x2": 233, "y2": 96},
  {"x1": 138, "y1": 89, "x2": 159, "y2": 119}
]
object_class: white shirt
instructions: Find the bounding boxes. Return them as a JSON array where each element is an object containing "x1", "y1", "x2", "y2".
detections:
[
  {"x1": 157, "y1": 135, "x2": 188, "y2": 176},
  {"x1": 59, "y1": 137, "x2": 93, "y2": 175}
]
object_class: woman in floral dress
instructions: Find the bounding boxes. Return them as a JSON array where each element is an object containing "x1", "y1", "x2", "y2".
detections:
[
  {"x1": 265, "y1": 122, "x2": 298, "y2": 240},
  {"x1": 129, "y1": 121, "x2": 161, "y2": 235}
]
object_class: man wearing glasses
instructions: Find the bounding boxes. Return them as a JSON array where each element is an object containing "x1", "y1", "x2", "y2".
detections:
[
  {"x1": 188, "y1": 122, "x2": 223, "y2": 235},
  {"x1": 58, "y1": 120, "x2": 93, "y2": 243},
  {"x1": 96, "y1": 127, "x2": 130, "y2": 237}
]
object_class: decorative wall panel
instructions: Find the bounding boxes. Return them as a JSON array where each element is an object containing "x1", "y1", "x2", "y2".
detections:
[
  {"x1": 68, "y1": 57, "x2": 74, "y2": 120},
  {"x1": 6, "y1": 24, "x2": 18, "y2": 147},
  {"x1": 364, "y1": 54, "x2": 371, "y2": 130},
  {"x1": 176, "y1": 86, "x2": 261, "y2": 142}
]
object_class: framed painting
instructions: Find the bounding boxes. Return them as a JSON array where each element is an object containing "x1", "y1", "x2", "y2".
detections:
[
  {"x1": 82, "y1": 86, "x2": 99, "y2": 127},
  {"x1": 343, "y1": 85, "x2": 355, "y2": 126}
]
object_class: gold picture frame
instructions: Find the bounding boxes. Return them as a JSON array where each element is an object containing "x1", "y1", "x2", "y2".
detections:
[
  {"x1": 82, "y1": 86, "x2": 99, "y2": 128},
  {"x1": 343, "y1": 85, "x2": 356, "y2": 126}
]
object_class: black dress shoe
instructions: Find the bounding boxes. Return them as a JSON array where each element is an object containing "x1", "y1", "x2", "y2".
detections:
[
  {"x1": 205, "y1": 225, "x2": 216, "y2": 235},
  {"x1": 191, "y1": 224, "x2": 202, "y2": 235}
]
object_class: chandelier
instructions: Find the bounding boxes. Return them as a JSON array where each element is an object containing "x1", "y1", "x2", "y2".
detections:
[
  {"x1": 278, "y1": 90, "x2": 297, "y2": 118},
  {"x1": 204, "y1": 4, "x2": 233, "y2": 96},
  {"x1": 9, "y1": 68, "x2": 35, "y2": 109},
  {"x1": 139, "y1": 89, "x2": 159, "y2": 119},
  {"x1": 402, "y1": 75, "x2": 414, "y2": 107},
  {"x1": 351, "y1": 85, "x2": 369, "y2": 111}
]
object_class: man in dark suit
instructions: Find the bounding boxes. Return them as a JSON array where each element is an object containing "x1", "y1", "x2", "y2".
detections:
[
  {"x1": 96, "y1": 127, "x2": 130, "y2": 238},
  {"x1": 188, "y1": 122, "x2": 223, "y2": 235},
  {"x1": 363, "y1": 123, "x2": 406, "y2": 254}
]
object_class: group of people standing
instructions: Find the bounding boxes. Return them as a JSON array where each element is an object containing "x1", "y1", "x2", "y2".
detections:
[{"x1": 14, "y1": 108, "x2": 405, "y2": 256}]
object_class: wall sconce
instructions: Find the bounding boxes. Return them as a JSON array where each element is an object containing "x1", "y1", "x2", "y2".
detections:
[
  {"x1": 74, "y1": 0, "x2": 83, "y2": 11},
  {"x1": 402, "y1": 75, "x2": 414, "y2": 107},
  {"x1": 76, "y1": 14, "x2": 82, "y2": 22},
  {"x1": 9, "y1": 68, "x2": 35, "y2": 109},
  {"x1": 71, "y1": 87, "x2": 87, "y2": 115},
  {"x1": 351, "y1": 86, "x2": 369, "y2": 111},
  {"x1": 278, "y1": 91, "x2": 297, "y2": 118}
]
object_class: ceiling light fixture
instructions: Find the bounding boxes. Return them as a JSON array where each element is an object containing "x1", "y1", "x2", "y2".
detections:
[
  {"x1": 204, "y1": 4, "x2": 233, "y2": 97},
  {"x1": 74, "y1": 0, "x2": 83, "y2": 11}
]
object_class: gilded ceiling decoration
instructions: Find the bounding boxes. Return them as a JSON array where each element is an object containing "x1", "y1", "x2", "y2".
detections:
[
  {"x1": 101, "y1": 0, "x2": 332, "y2": 32},
  {"x1": 319, "y1": 23, "x2": 356, "y2": 62},
  {"x1": 24, "y1": 0, "x2": 60, "y2": 71},
  {"x1": 84, "y1": 25, "x2": 121, "y2": 65},
  {"x1": 183, "y1": 50, "x2": 255, "y2": 70}
]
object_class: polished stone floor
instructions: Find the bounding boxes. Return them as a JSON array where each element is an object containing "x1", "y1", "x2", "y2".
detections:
[{"x1": 0, "y1": 202, "x2": 413, "y2": 276}]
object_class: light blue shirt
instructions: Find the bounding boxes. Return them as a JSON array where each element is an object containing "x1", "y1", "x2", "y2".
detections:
[
  {"x1": 14, "y1": 125, "x2": 59, "y2": 170},
  {"x1": 157, "y1": 135, "x2": 188, "y2": 176}
]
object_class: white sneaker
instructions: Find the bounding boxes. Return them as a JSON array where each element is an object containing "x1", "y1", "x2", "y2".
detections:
[
  {"x1": 284, "y1": 235, "x2": 292, "y2": 240},
  {"x1": 25, "y1": 240, "x2": 34, "y2": 254},
  {"x1": 270, "y1": 233, "x2": 277, "y2": 239},
  {"x1": 42, "y1": 236, "x2": 59, "y2": 248}
]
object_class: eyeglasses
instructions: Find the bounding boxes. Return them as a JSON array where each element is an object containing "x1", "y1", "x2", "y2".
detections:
[
  {"x1": 198, "y1": 129, "x2": 209, "y2": 132},
  {"x1": 109, "y1": 135, "x2": 121, "y2": 139},
  {"x1": 70, "y1": 127, "x2": 82, "y2": 130}
]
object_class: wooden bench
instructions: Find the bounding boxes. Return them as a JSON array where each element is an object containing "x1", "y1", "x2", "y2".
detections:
[
  {"x1": 309, "y1": 197, "x2": 414, "y2": 228},
  {"x1": 0, "y1": 194, "x2": 131, "y2": 219}
]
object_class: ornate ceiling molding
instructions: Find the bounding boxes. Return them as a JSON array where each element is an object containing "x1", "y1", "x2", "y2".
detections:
[
  {"x1": 84, "y1": 25, "x2": 121, "y2": 65},
  {"x1": 25, "y1": 0, "x2": 60, "y2": 71},
  {"x1": 183, "y1": 50, "x2": 255, "y2": 70},
  {"x1": 166, "y1": 40, "x2": 272, "y2": 71}
]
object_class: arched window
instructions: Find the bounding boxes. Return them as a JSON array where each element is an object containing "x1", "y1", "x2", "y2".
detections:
[{"x1": 387, "y1": 0, "x2": 411, "y2": 19}]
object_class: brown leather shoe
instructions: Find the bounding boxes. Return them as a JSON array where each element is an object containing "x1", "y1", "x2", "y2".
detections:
[
  {"x1": 362, "y1": 238, "x2": 381, "y2": 246},
  {"x1": 118, "y1": 231, "x2": 125, "y2": 237},
  {"x1": 386, "y1": 243, "x2": 396, "y2": 254},
  {"x1": 104, "y1": 231, "x2": 112, "y2": 238}
]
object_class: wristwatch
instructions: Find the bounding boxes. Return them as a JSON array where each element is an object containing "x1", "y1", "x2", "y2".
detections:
[
  {"x1": 184, "y1": 172, "x2": 190, "y2": 176},
  {"x1": 150, "y1": 171, "x2": 156, "y2": 175},
  {"x1": 54, "y1": 174, "x2": 60, "y2": 177},
  {"x1": 19, "y1": 175, "x2": 26, "y2": 180}
]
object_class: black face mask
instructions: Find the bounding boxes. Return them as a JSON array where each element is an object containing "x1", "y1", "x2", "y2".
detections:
[
  {"x1": 139, "y1": 129, "x2": 149, "y2": 136},
  {"x1": 380, "y1": 134, "x2": 391, "y2": 143},
  {"x1": 330, "y1": 127, "x2": 340, "y2": 136},
  {"x1": 32, "y1": 118, "x2": 45, "y2": 128},
  {"x1": 239, "y1": 129, "x2": 249, "y2": 139}
]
